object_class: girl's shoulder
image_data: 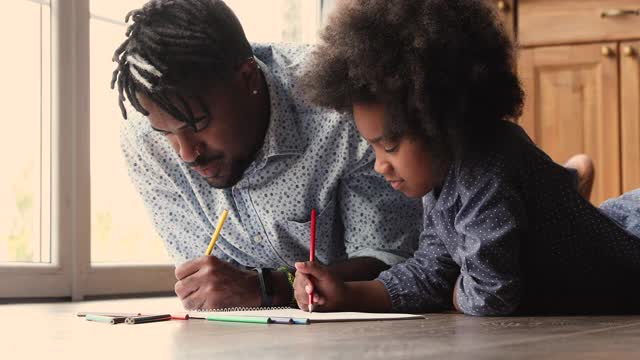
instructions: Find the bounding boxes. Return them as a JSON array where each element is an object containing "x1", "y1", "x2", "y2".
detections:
[
  {"x1": 441, "y1": 121, "x2": 555, "y2": 202},
  {"x1": 433, "y1": 121, "x2": 569, "y2": 212},
  {"x1": 456, "y1": 121, "x2": 554, "y2": 179}
]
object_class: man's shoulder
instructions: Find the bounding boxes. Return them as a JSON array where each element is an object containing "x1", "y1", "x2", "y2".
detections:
[
  {"x1": 253, "y1": 44, "x2": 365, "y2": 154},
  {"x1": 121, "y1": 111, "x2": 153, "y2": 140},
  {"x1": 252, "y1": 42, "x2": 314, "y2": 69}
]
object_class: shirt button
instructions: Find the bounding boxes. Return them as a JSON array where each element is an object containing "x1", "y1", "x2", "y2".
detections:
[{"x1": 254, "y1": 234, "x2": 262, "y2": 243}]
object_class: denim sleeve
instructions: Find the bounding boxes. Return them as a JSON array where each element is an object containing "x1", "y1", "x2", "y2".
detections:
[
  {"x1": 376, "y1": 213, "x2": 459, "y2": 313},
  {"x1": 453, "y1": 171, "x2": 525, "y2": 316},
  {"x1": 599, "y1": 189, "x2": 640, "y2": 238}
]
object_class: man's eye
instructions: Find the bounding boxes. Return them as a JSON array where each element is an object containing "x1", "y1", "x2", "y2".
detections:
[
  {"x1": 194, "y1": 117, "x2": 210, "y2": 132},
  {"x1": 153, "y1": 129, "x2": 172, "y2": 136}
]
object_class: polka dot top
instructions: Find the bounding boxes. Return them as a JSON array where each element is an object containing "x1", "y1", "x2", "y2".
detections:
[
  {"x1": 377, "y1": 121, "x2": 640, "y2": 315},
  {"x1": 120, "y1": 43, "x2": 423, "y2": 269}
]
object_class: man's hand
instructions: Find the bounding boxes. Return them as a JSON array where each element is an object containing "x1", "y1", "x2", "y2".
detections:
[
  {"x1": 293, "y1": 261, "x2": 347, "y2": 312},
  {"x1": 174, "y1": 256, "x2": 260, "y2": 310}
]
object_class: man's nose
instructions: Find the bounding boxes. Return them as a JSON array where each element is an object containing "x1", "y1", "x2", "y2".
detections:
[{"x1": 176, "y1": 134, "x2": 201, "y2": 163}]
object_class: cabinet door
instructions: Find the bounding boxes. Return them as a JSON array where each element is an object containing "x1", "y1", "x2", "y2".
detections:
[
  {"x1": 620, "y1": 40, "x2": 640, "y2": 193},
  {"x1": 519, "y1": 42, "x2": 621, "y2": 205}
]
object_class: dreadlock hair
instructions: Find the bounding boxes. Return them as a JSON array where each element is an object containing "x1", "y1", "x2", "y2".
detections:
[
  {"x1": 300, "y1": 0, "x2": 524, "y2": 160},
  {"x1": 111, "y1": 0, "x2": 253, "y2": 128}
]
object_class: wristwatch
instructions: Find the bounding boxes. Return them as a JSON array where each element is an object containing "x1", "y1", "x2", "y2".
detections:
[{"x1": 254, "y1": 267, "x2": 273, "y2": 307}]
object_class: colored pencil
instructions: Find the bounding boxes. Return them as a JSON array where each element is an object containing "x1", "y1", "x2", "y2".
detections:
[
  {"x1": 205, "y1": 209, "x2": 229, "y2": 255},
  {"x1": 76, "y1": 312, "x2": 141, "y2": 318},
  {"x1": 170, "y1": 313, "x2": 190, "y2": 320},
  {"x1": 206, "y1": 314, "x2": 270, "y2": 324},
  {"x1": 308, "y1": 208, "x2": 317, "y2": 313},
  {"x1": 269, "y1": 316, "x2": 293, "y2": 324},
  {"x1": 125, "y1": 314, "x2": 172, "y2": 325},
  {"x1": 85, "y1": 314, "x2": 127, "y2": 324},
  {"x1": 291, "y1": 317, "x2": 311, "y2": 325}
]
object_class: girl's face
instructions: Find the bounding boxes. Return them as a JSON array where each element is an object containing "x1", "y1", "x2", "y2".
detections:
[{"x1": 353, "y1": 102, "x2": 439, "y2": 199}]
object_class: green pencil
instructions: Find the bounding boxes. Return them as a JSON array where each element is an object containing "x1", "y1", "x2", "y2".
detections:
[{"x1": 206, "y1": 315, "x2": 271, "y2": 324}]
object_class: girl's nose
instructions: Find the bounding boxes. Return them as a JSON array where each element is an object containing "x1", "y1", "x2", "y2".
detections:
[{"x1": 374, "y1": 157, "x2": 392, "y2": 176}]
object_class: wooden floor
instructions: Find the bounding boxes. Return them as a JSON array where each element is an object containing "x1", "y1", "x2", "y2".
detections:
[{"x1": 3, "y1": 296, "x2": 640, "y2": 359}]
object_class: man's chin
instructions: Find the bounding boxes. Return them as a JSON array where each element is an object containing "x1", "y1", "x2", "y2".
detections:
[
  {"x1": 205, "y1": 177, "x2": 233, "y2": 189},
  {"x1": 204, "y1": 173, "x2": 243, "y2": 189},
  {"x1": 202, "y1": 160, "x2": 252, "y2": 188}
]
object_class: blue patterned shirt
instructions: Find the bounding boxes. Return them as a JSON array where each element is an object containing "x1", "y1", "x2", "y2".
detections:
[
  {"x1": 378, "y1": 121, "x2": 640, "y2": 315},
  {"x1": 120, "y1": 43, "x2": 422, "y2": 268}
]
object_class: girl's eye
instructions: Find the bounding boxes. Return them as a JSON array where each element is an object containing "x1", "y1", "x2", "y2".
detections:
[{"x1": 383, "y1": 143, "x2": 399, "y2": 153}]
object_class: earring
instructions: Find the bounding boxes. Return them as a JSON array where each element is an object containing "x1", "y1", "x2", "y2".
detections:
[{"x1": 252, "y1": 89, "x2": 258, "y2": 95}]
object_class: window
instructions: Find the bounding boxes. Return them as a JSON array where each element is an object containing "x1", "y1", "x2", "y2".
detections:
[
  {"x1": 0, "y1": 0, "x2": 51, "y2": 264},
  {"x1": 90, "y1": 1, "x2": 166, "y2": 265},
  {"x1": 226, "y1": 0, "x2": 321, "y2": 44},
  {"x1": 1, "y1": 0, "x2": 324, "y2": 300}
]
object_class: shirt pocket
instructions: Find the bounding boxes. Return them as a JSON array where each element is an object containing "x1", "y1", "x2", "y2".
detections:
[{"x1": 278, "y1": 197, "x2": 344, "y2": 264}]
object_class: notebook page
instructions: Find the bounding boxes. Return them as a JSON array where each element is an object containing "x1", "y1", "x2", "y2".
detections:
[{"x1": 189, "y1": 308, "x2": 425, "y2": 322}]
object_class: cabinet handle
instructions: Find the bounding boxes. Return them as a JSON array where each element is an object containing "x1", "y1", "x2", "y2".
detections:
[
  {"x1": 623, "y1": 46, "x2": 636, "y2": 57},
  {"x1": 601, "y1": 9, "x2": 640, "y2": 18},
  {"x1": 601, "y1": 46, "x2": 615, "y2": 57},
  {"x1": 497, "y1": 1, "x2": 509, "y2": 12}
]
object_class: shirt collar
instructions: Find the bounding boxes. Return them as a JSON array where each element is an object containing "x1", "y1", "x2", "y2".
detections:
[
  {"x1": 429, "y1": 163, "x2": 458, "y2": 211},
  {"x1": 254, "y1": 58, "x2": 306, "y2": 162}
]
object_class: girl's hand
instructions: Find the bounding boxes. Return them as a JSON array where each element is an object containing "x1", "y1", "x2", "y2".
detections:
[
  {"x1": 293, "y1": 261, "x2": 347, "y2": 312},
  {"x1": 453, "y1": 274, "x2": 462, "y2": 312}
]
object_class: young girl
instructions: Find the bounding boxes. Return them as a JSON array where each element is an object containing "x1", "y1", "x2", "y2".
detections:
[{"x1": 293, "y1": 0, "x2": 640, "y2": 315}]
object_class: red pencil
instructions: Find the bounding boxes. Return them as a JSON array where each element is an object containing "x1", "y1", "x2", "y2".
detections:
[
  {"x1": 309, "y1": 208, "x2": 317, "y2": 313},
  {"x1": 171, "y1": 313, "x2": 190, "y2": 320}
]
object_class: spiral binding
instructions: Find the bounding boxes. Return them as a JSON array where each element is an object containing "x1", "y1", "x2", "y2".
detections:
[{"x1": 195, "y1": 306, "x2": 292, "y2": 313}]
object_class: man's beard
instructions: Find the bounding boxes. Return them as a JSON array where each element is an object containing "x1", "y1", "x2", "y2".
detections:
[{"x1": 201, "y1": 157, "x2": 253, "y2": 189}]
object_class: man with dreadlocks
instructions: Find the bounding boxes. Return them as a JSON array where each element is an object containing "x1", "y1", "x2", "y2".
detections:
[{"x1": 112, "y1": 0, "x2": 422, "y2": 310}]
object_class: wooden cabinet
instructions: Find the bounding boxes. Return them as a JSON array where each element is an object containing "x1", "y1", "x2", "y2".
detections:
[
  {"x1": 519, "y1": 43, "x2": 621, "y2": 204},
  {"x1": 516, "y1": 0, "x2": 640, "y2": 204},
  {"x1": 620, "y1": 40, "x2": 640, "y2": 193},
  {"x1": 518, "y1": 0, "x2": 640, "y2": 47}
]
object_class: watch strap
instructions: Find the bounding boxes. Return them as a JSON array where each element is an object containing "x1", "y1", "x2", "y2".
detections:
[{"x1": 254, "y1": 267, "x2": 273, "y2": 307}]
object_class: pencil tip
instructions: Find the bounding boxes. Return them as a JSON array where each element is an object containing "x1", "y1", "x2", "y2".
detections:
[{"x1": 308, "y1": 304, "x2": 314, "y2": 313}]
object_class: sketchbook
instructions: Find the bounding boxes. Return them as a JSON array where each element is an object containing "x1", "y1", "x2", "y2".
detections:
[{"x1": 188, "y1": 307, "x2": 425, "y2": 323}]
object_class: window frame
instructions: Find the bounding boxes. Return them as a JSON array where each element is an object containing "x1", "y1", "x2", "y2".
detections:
[{"x1": 0, "y1": 0, "x2": 175, "y2": 300}]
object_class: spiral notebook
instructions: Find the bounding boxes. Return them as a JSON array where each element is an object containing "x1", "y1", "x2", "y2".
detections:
[{"x1": 188, "y1": 306, "x2": 425, "y2": 324}]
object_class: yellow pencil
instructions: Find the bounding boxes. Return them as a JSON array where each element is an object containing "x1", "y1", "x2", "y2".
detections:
[{"x1": 205, "y1": 209, "x2": 229, "y2": 256}]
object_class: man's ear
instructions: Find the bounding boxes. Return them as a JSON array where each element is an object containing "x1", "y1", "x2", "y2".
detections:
[{"x1": 237, "y1": 58, "x2": 260, "y2": 95}]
